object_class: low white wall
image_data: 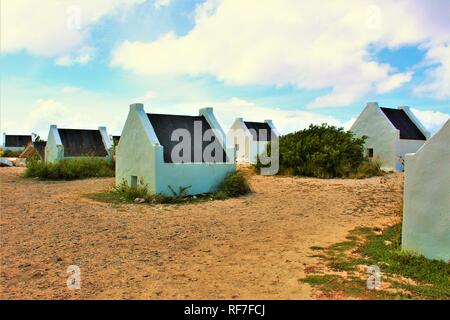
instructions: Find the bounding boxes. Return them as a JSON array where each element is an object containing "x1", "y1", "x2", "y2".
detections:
[
  {"x1": 402, "y1": 120, "x2": 450, "y2": 262},
  {"x1": 156, "y1": 160, "x2": 236, "y2": 195}
]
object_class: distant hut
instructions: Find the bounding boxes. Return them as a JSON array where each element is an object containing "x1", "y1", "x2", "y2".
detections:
[
  {"x1": 19, "y1": 141, "x2": 47, "y2": 160},
  {"x1": 45, "y1": 125, "x2": 112, "y2": 163},
  {"x1": 350, "y1": 102, "x2": 430, "y2": 172},
  {"x1": 402, "y1": 119, "x2": 450, "y2": 262},
  {"x1": 227, "y1": 118, "x2": 279, "y2": 164},
  {"x1": 2, "y1": 133, "x2": 32, "y2": 153},
  {"x1": 116, "y1": 103, "x2": 235, "y2": 196}
]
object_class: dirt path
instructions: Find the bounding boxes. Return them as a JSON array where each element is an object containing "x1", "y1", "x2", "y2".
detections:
[{"x1": 0, "y1": 168, "x2": 403, "y2": 299}]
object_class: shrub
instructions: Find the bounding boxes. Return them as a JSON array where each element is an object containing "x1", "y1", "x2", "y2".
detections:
[
  {"x1": 276, "y1": 124, "x2": 375, "y2": 178},
  {"x1": 1, "y1": 149, "x2": 22, "y2": 157},
  {"x1": 112, "y1": 178, "x2": 150, "y2": 201},
  {"x1": 214, "y1": 171, "x2": 251, "y2": 199},
  {"x1": 24, "y1": 157, "x2": 115, "y2": 180},
  {"x1": 351, "y1": 157, "x2": 384, "y2": 179}
]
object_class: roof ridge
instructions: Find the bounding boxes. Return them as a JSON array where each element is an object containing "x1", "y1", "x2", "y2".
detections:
[{"x1": 147, "y1": 112, "x2": 204, "y2": 118}]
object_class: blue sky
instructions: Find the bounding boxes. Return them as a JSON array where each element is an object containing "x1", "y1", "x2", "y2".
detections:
[{"x1": 1, "y1": 0, "x2": 449, "y2": 139}]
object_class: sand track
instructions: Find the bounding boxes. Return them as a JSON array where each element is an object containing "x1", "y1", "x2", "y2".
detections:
[{"x1": 0, "y1": 168, "x2": 403, "y2": 299}]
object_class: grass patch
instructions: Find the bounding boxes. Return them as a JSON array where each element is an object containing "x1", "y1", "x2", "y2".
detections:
[
  {"x1": 0, "y1": 149, "x2": 22, "y2": 157},
  {"x1": 87, "y1": 179, "x2": 198, "y2": 205},
  {"x1": 349, "y1": 158, "x2": 384, "y2": 179},
  {"x1": 24, "y1": 157, "x2": 115, "y2": 180},
  {"x1": 87, "y1": 171, "x2": 251, "y2": 205},
  {"x1": 302, "y1": 274, "x2": 341, "y2": 286},
  {"x1": 301, "y1": 274, "x2": 403, "y2": 300},
  {"x1": 302, "y1": 224, "x2": 450, "y2": 300},
  {"x1": 356, "y1": 224, "x2": 450, "y2": 299},
  {"x1": 330, "y1": 241, "x2": 357, "y2": 252},
  {"x1": 213, "y1": 171, "x2": 252, "y2": 199}
]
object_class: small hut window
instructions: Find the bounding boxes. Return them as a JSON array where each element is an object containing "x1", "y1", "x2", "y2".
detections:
[{"x1": 366, "y1": 148, "x2": 374, "y2": 158}]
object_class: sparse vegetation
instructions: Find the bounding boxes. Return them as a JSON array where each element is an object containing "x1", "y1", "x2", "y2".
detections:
[
  {"x1": 24, "y1": 157, "x2": 115, "y2": 180},
  {"x1": 89, "y1": 179, "x2": 192, "y2": 204},
  {"x1": 0, "y1": 149, "x2": 22, "y2": 157},
  {"x1": 302, "y1": 224, "x2": 450, "y2": 300},
  {"x1": 255, "y1": 124, "x2": 384, "y2": 179},
  {"x1": 214, "y1": 171, "x2": 252, "y2": 199},
  {"x1": 350, "y1": 157, "x2": 384, "y2": 179},
  {"x1": 88, "y1": 171, "x2": 252, "y2": 205}
]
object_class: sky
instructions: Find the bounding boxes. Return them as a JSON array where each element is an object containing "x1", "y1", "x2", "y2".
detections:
[{"x1": 1, "y1": 0, "x2": 449, "y2": 141}]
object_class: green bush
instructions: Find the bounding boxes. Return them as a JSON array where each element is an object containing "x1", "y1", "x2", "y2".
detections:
[
  {"x1": 214, "y1": 171, "x2": 252, "y2": 199},
  {"x1": 24, "y1": 157, "x2": 115, "y2": 180},
  {"x1": 1, "y1": 149, "x2": 22, "y2": 157},
  {"x1": 277, "y1": 124, "x2": 373, "y2": 178},
  {"x1": 351, "y1": 157, "x2": 384, "y2": 179}
]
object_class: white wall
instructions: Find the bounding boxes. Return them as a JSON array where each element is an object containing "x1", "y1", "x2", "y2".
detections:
[
  {"x1": 45, "y1": 125, "x2": 64, "y2": 163},
  {"x1": 350, "y1": 102, "x2": 399, "y2": 171},
  {"x1": 116, "y1": 104, "x2": 159, "y2": 193},
  {"x1": 402, "y1": 120, "x2": 450, "y2": 262},
  {"x1": 396, "y1": 139, "x2": 427, "y2": 171}
]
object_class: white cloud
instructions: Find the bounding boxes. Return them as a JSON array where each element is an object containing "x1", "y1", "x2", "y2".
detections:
[
  {"x1": 154, "y1": 0, "x2": 171, "y2": 9},
  {"x1": 152, "y1": 97, "x2": 352, "y2": 134},
  {"x1": 61, "y1": 86, "x2": 81, "y2": 94},
  {"x1": 1, "y1": 82, "x2": 131, "y2": 138},
  {"x1": 112, "y1": 0, "x2": 450, "y2": 107},
  {"x1": 411, "y1": 108, "x2": 449, "y2": 132},
  {"x1": 414, "y1": 44, "x2": 450, "y2": 99},
  {"x1": 342, "y1": 117, "x2": 357, "y2": 130},
  {"x1": 56, "y1": 46, "x2": 95, "y2": 66},
  {"x1": 136, "y1": 90, "x2": 158, "y2": 103},
  {"x1": 26, "y1": 99, "x2": 70, "y2": 135},
  {"x1": 376, "y1": 72, "x2": 413, "y2": 94},
  {"x1": 0, "y1": 0, "x2": 144, "y2": 56}
]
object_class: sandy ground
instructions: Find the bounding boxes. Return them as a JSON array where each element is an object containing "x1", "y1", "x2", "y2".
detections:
[{"x1": 0, "y1": 167, "x2": 403, "y2": 300}]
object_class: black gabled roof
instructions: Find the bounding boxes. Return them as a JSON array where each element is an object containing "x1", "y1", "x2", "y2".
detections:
[
  {"x1": 5, "y1": 135, "x2": 32, "y2": 148},
  {"x1": 244, "y1": 121, "x2": 272, "y2": 141},
  {"x1": 147, "y1": 113, "x2": 228, "y2": 163},
  {"x1": 33, "y1": 141, "x2": 47, "y2": 160},
  {"x1": 380, "y1": 108, "x2": 426, "y2": 140},
  {"x1": 58, "y1": 129, "x2": 108, "y2": 157}
]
